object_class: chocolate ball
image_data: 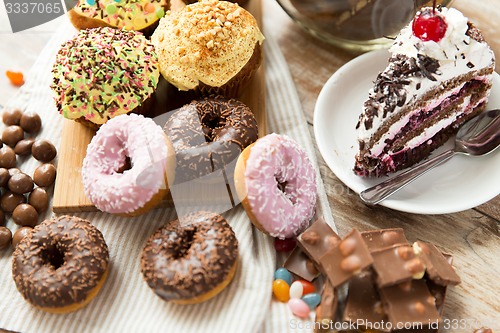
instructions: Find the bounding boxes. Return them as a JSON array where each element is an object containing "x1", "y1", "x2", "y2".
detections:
[
  {"x1": 14, "y1": 138, "x2": 35, "y2": 156},
  {"x1": 12, "y1": 227, "x2": 31, "y2": 249},
  {"x1": 8, "y1": 168, "x2": 21, "y2": 177},
  {"x1": 19, "y1": 112, "x2": 42, "y2": 134},
  {"x1": 0, "y1": 168, "x2": 10, "y2": 188},
  {"x1": 1, "y1": 191, "x2": 26, "y2": 213},
  {"x1": 32, "y1": 140, "x2": 57, "y2": 162},
  {"x1": 0, "y1": 226, "x2": 12, "y2": 250},
  {"x1": 12, "y1": 204, "x2": 38, "y2": 227},
  {"x1": 0, "y1": 209, "x2": 4, "y2": 226},
  {"x1": 0, "y1": 146, "x2": 16, "y2": 168},
  {"x1": 8, "y1": 173, "x2": 34, "y2": 194},
  {"x1": 2, "y1": 126, "x2": 24, "y2": 147},
  {"x1": 2, "y1": 108, "x2": 22, "y2": 126},
  {"x1": 28, "y1": 188, "x2": 49, "y2": 213},
  {"x1": 33, "y1": 164, "x2": 56, "y2": 187}
]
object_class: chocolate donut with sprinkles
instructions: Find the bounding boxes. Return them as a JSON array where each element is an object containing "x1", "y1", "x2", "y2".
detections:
[
  {"x1": 68, "y1": 0, "x2": 170, "y2": 36},
  {"x1": 234, "y1": 133, "x2": 318, "y2": 239},
  {"x1": 163, "y1": 95, "x2": 258, "y2": 182},
  {"x1": 51, "y1": 27, "x2": 159, "y2": 130},
  {"x1": 140, "y1": 211, "x2": 239, "y2": 304},
  {"x1": 12, "y1": 215, "x2": 109, "y2": 313}
]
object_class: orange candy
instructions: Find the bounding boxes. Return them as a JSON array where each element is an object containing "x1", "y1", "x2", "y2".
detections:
[
  {"x1": 6, "y1": 71, "x2": 24, "y2": 87},
  {"x1": 297, "y1": 280, "x2": 315, "y2": 295},
  {"x1": 272, "y1": 279, "x2": 290, "y2": 302}
]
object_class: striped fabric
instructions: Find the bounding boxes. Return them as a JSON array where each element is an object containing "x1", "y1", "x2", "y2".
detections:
[{"x1": 0, "y1": 18, "x2": 335, "y2": 333}]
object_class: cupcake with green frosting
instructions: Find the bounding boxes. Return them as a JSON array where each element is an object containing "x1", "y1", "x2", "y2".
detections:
[{"x1": 51, "y1": 27, "x2": 160, "y2": 130}]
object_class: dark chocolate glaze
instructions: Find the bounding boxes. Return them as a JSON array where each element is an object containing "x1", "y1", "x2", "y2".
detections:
[
  {"x1": 163, "y1": 96, "x2": 258, "y2": 182},
  {"x1": 12, "y1": 215, "x2": 109, "y2": 309},
  {"x1": 140, "y1": 211, "x2": 238, "y2": 302}
]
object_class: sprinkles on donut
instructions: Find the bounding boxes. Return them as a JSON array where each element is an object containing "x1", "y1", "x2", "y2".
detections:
[{"x1": 234, "y1": 133, "x2": 318, "y2": 239}]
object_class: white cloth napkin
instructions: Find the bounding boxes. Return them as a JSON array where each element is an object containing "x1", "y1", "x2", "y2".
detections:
[{"x1": 0, "y1": 17, "x2": 335, "y2": 333}]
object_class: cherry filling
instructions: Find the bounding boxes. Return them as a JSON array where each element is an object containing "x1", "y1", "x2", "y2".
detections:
[
  {"x1": 383, "y1": 80, "x2": 483, "y2": 154},
  {"x1": 41, "y1": 244, "x2": 66, "y2": 270}
]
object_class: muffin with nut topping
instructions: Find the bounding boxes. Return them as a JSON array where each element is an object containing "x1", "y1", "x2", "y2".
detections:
[{"x1": 151, "y1": 0, "x2": 264, "y2": 98}]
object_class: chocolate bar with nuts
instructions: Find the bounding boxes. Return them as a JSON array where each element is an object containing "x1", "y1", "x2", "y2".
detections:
[
  {"x1": 297, "y1": 217, "x2": 341, "y2": 271},
  {"x1": 379, "y1": 279, "x2": 441, "y2": 327},
  {"x1": 372, "y1": 244, "x2": 426, "y2": 288},
  {"x1": 319, "y1": 229, "x2": 374, "y2": 287},
  {"x1": 361, "y1": 228, "x2": 408, "y2": 252},
  {"x1": 314, "y1": 279, "x2": 338, "y2": 333},
  {"x1": 415, "y1": 241, "x2": 461, "y2": 286},
  {"x1": 283, "y1": 247, "x2": 321, "y2": 282},
  {"x1": 343, "y1": 271, "x2": 390, "y2": 332}
]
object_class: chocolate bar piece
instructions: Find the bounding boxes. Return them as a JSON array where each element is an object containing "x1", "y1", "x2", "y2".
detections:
[
  {"x1": 297, "y1": 217, "x2": 341, "y2": 270},
  {"x1": 343, "y1": 271, "x2": 389, "y2": 331},
  {"x1": 372, "y1": 244, "x2": 425, "y2": 288},
  {"x1": 284, "y1": 247, "x2": 320, "y2": 282},
  {"x1": 379, "y1": 279, "x2": 441, "y2": 327},
  {"x1": 426, "y1": 253, "x2": 453, "y2": 316},
  {"x1": 319, "y1": 229, "x2": 374, "y2": 287},
  {"x1": 361, "y1": 228, "x2": 408, "y2": 252},
  {"x1": 314, "y1": 279, "x2": 338, "y2": 333},
  {"x1": 415, "y1": 241, "x2": 461, "y2": 286}
]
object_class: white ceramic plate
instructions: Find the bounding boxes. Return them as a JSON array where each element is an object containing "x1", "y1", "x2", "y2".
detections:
[{"x1": 314, "y1": 49, "x2": 500, "y2": 214}]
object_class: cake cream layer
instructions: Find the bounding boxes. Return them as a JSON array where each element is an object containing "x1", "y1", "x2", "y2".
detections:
[{"x1": 369, "y1": 74, "x2": 491, "y2": 157}]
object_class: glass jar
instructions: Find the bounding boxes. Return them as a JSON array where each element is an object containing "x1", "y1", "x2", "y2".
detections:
[{"x1": 276, "y1": 0, "x2": 454, "y2": 52}]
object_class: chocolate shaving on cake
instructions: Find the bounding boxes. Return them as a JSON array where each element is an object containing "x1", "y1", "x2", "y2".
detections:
[{"x1": 358, "y1": 54, "x2": 440, "y2": 130}]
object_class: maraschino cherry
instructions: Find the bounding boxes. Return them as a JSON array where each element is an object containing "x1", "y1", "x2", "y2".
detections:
[{"x1": 412, "y1": 0, "x2": 447, "y2": 42}]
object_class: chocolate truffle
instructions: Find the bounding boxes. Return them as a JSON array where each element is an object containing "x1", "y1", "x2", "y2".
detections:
[
  {"x1": 33, "y1": 164, "x2": 56, "y2": 187},
  {"x1": 12, "y1": 204, "x2": 38, "y2": 227},
  {"x1": 31, "y1": 140, "x2": 57, "y2": 162},
  {"x1": 8, "y1": 173, "x2": 34, "y2": 194},
  {"x1": 2, "y1": 126, "x2": 24, "y2": 147},
  {"x1": 12, "y1": 226, "x2": 32, "y2": 249},
  {"x1": 0, "y1": 146, "x2": 17, "y2": 168},
  {"x1": 2, "y1": 108, "x2": 22, "y2": 126},
  {"x1": 1, "y1": 191, "x2": 26, "y2": 213},
  {"x1": 0, "y1": 168, "x2": 10, "y2": 187},
  {"x1": 19, "y1": 111, "x2": 42, "y2": 134},
  {"x1": 0, "y1": 226, "x2": 12, "y2": 250},
  {"x1": 14, "y1": 138, "x2": 35, "y2": 156},
  {"x1": 28, "y1": 188, "x2": 49, "y2": 213}
]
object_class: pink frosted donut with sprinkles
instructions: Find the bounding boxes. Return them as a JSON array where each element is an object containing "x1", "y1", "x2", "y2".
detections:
[
  {"x1": 234, "y1": 133, "x2": 317, "y2": 239},
  {"x1": 82, "y1": 114, "x2": 176, "y2": 216}
]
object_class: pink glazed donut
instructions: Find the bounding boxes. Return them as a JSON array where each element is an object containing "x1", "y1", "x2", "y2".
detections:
[
  {"x1": 82, "y1": 114, "x2": 175, "y2": 216},
  {"x1": 234, "y1": 133, "x2": 317, "y2": 239}
]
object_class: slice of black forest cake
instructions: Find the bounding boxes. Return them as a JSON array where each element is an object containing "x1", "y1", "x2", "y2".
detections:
[{"x1": 354, "y1": 7, "x2": 495, "y2": 177}]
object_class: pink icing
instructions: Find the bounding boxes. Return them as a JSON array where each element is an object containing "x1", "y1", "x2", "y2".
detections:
[
  {"x1": 244, "y1": 133, "x2": 317, "y2": 239},
  {"x1": 82, "y1": 114, "x2": 170, "y2": 214}
]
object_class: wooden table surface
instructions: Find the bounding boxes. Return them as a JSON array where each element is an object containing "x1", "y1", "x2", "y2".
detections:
[{"x1": 0, "y1": 0, "x2": 499, "y2": 332}]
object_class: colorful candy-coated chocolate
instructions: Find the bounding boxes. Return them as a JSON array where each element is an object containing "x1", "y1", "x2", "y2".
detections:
[
  {"x1": 86, "y1": 0, "x2": 96, "y2": 5},
  {"x1": 274, "y1": 268, "x2": 292, "y2": 285},
  {"x1": 289, "y1": 280, "x2": 303, "y2": 299},
  {"x1": 298, "y1": 280, "x2": 315, "y2": 295},
  {"x1": 274, "y1": 238, "x2": 296, "y2": 252},
  {"x1": 288, "y1": 298, "x2": 310, "y2": 318},
  {"x1": 272, "y1": 279, "x2": 290, "y2": 302},
  {"x1": 301, "y1": 292, "x2": 321, "y2": 309}
]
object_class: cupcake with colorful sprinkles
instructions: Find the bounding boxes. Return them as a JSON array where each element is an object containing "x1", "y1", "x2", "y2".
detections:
[
  {"x1": 51, "y1": 27, "x2": 160, "y2": 129},
  {"x1": 68, "y1": 0, "x2": 170, "y2": 36}
]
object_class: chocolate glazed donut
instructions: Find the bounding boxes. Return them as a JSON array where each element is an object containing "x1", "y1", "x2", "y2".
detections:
[
  {"x1": 140, "y1": 211, "x2": 238, "y2": 304},
  {"x1": 163, "y1": 96, "x2": 258, "y2": 183},
  {"x1": 12, "y1": 215, "x2": 109, "y2": 313}
]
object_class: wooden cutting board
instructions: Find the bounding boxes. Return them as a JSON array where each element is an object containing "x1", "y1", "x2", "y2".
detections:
[{"x1": 52, "y1": 0, "x2": 267, "y2": 213}]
